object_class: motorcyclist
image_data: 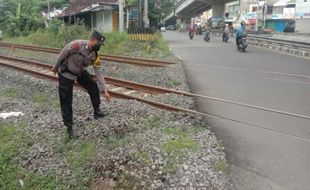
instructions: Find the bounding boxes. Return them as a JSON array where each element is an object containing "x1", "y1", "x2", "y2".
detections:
[
  {"x1": 189, "y1": 24, "x2": 195, "y2": 36},
  {"x1": 203, "y1": 25, "x2": 210, "y2": 35},
  {"x1": 235, "y1": 21, "x2": 246, "y2": 47},
  {"x1": 222, "y1": 24, "x2": 230, "y2": 41}
]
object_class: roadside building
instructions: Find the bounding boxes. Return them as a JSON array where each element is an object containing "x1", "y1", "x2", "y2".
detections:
[
  {"x1": 58, "y1": 0, "x2": 119, "y2": 32},
  {"x1": 295, "y1": 0, "x2": 310, "y2": 33},
  {"x1": 264, "y1": 0, "x2": 295, "y2": 32}
]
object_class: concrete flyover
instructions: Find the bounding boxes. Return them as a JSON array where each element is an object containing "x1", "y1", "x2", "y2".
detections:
[{"x1": 165, "y1": 0, "x2": 234, "y2": 23}]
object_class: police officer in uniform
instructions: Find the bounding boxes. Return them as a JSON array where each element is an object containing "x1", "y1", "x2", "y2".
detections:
[{"x1": 52, "y1": 30, "x2": 110, "y2": 139}]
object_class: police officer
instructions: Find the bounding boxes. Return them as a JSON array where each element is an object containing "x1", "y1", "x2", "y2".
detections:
[{"x1": 52, "y1": 30, "x2": 110, "y2": 139}]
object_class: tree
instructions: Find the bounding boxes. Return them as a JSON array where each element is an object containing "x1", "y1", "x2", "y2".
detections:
[
  {"x1": 148, "y1": 0, "x2": 175, "y2": 27},
  {"x1": 0, "y1": 0, "x2": 68, "y2": 36}
]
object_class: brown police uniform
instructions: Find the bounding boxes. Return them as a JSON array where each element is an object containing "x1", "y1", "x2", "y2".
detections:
[{"x1": 55, "y1": 39, "x2": 103, "y2": 129}]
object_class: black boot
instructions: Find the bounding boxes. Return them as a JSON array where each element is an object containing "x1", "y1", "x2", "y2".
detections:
[
  {"x1": 94, "y1": 107, "x2": 105, "y2": 119},
  {"x1": 64, "y1": 121, "x2": 74, "y2": 139}
]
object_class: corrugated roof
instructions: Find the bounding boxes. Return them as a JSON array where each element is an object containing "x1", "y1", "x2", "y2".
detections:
[
  {"x1": 274, "y1": 0, "x2": 295, "y2": 7},
  {"x1": 59, "y1": 0, "x2": 118, "y2": 17}
]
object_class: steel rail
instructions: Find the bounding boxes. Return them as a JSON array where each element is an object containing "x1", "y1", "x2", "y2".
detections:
[
  {"x1": 1, "y1": 55, "x2": 310, "y2": 121},
  {"x1": 0, "y1": 60, "x2": 203, "y2": 115},
  {"x1": 3, "y1": 59, "x2": 310, "y2": 140},
  {"x1": 0, "y1": 42, "x2": 176, "y2": 67}
]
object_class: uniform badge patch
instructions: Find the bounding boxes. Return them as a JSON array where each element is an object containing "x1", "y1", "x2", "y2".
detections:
[{"x1": 70, "y1": 42, "x2": 80, "y2": 50}]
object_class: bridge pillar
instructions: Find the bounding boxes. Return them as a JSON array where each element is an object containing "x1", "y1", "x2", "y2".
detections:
[{"x1": 212, "y1": 3, "x2": 225, "y2": 18}]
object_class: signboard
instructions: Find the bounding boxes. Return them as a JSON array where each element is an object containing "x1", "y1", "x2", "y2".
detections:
[
  {"x1": 244, "y1": 13, "x2": 257, "y2": 19},
  {"x1": 283, "y1": 8, "x2": 295, "y2": 19},
  {"x1": 129, "y1": 8, "x2": 138, "y2": 20},
  {"x1": 271, "y1": 14, "x2": 283, "y2": 19}
]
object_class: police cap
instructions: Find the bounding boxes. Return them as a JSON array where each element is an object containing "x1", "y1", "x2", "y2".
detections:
[{"x1": 91, "y1": 30, "x2": 105, "y2": 46}]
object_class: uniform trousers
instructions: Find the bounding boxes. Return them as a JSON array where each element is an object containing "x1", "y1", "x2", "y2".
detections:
[{"x1": 58, "y1": 70, "x2": 101, "y2": 125}]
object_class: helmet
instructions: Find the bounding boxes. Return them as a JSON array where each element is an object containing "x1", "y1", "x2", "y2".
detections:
[{"x1": 241, "y1": 21, "x2": 245, "y2": 26}]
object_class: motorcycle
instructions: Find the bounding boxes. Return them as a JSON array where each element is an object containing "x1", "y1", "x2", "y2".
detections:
[
  {"x1": 203, "y1": 31, "x2": 210, "y2": 42},
  {"x1": 237, "y1": 34, "x2": 247, "y2": 52},
  {"x1": 189, "y1": 31, "x2": 194, "y2": 39},
  {"x1": 222, "y1": 32, "x2": 229, "y2": 42}
]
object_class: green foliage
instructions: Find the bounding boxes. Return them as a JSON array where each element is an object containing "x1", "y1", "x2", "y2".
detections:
[
  {"x1": 4, "y1": 19, "x2": 89, "y2": 48},
  {"x1": 125, "y1": 0, "x2": 137, "y2": 7},
  {"x1": 55, "y1": 138, "x2": 95, "y2": 188},
  {"x1": 56, "y1": 19, "x2": 89, "y2": 46},
  {"x1": 148, "y1": 0, "x2": 176, "y2": 26},
  {"x1": 162, "y1": 138, "x2": 197, "y2": 154},
  {"x1": 161, "y1": 125, "x2": 198, "y2": 174},
  {"x1": 170, "y1": 79, "x2": 182, "y2": 87},
  {"x1": 162, "y1": 127, "x2": 187, "y2": 138},
  {"x1": 104, "y1": 135, "x2": 127, "y2": 150},
  {"x1": 37, "y1": 0, "x2": 68, "y2": 10},
  {"x1": 100, "y1": 32, "x2": 128, "y2": 55},
  {"x1": 215, "y1": 159, "x2": 228, "y2": 173},
  {"x1": 31, "y1": 92, "x2": 58, "y2": 108},
  {"x1": 0, "y1": 87, "x2": 20, "y2": 98},
  {"x1": 145, "y1": 115, "x2": 162, "y2": 128},
  {"x1": 130, "y1": 151, "x2": 150, "y2": 166},
  {"x1": 4, "y1": 23, "x2": 172, "y2": 58},
  {"x1": 0, "y1": 0, "x2": 45, "y2": 37},
  {"x1": 66, "y1": 141, "x2": 96, "y2": 169},
  {"x1": 162, "y1": 137, "x2": 197, "y2": 173},
  {"x1": 117, "y1": 171, "x2": 141, "y2": 189}
]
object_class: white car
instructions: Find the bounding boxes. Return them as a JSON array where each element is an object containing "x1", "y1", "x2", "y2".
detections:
[{"x1": 160, "y1": 27, "x2": 166, "y2": 32}]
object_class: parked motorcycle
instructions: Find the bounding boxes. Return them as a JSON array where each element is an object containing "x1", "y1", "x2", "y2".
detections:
[
  {"x1": 203, "y1": 31, "x2": 210, "y2": 42},
  {"x1": 237, "y1": 34, "x2": 247, "y2": 52}
]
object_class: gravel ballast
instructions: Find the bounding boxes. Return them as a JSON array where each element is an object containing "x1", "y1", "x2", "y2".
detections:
[{"x1": 0, "y1": 51, "x2": 231, "y2": 189}]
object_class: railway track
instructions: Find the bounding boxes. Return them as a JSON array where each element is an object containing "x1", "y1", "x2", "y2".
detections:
[
  {"x1": 1, "y1": 55, "x2": 310, "y2": 136},
  {"x1": 0, "y1": 55, "x2": 203, "y2": 115},
  {"x1": 0, "y1": 42, "x2": 177, "y2": 67}
]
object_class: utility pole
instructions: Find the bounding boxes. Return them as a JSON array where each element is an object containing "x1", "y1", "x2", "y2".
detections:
[
  {"x1": 256, "y1": 0, "x2": 259, "y2": 32},
  {"x1": 143, "y1": 0, "x2": 148, "y2": 27},
  {"x1": 47, "y1": 0, "x2": 50, "y2": 20},
  {"x1": 119, "y1": 0, "x2": 124, "y2": 32},
  {"x1": 139, "y1": 0, "x2": 143, "y2": 28}
]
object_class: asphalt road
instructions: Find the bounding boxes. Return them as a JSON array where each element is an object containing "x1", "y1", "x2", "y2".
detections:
[{"x1": 163, "y1": 31, "x2": 310, "y2": 190}]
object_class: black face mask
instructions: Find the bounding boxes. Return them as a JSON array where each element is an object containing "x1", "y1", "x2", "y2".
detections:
[{"x1": 93, "y1": 44, "x2": 101, "y2": 52}]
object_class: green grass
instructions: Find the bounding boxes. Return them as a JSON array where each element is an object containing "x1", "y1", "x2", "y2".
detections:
[
  {"x1": 0, "y1": 119, "x2": 68, "y2": 189},
  {"x1": 170, "y1": 79, "x2": 182, "y2": 87},
  {"x1": 215, "y1": 142, "x2": 224, "y2": 152},
  {"x1": 162, "y1": 138, "x2": 197, "y2": 154},
  {"x1": 162, "y1": 137, "x2": 198, "y2": 174},
  {"x1": 104, "y1": 135, "x2": 127, "y2": 151},
  {"x1": 117, "y1": 171, "x2": 141, "y2": 190},
  {"x1": 162, "y1": 127, "x2": 187, "y2": 138},
  {"x1": 215, "y1": 159, "x2": 229, "y2": 174},
  {"x1": 145, "y1": 115, "x2": 162, "y2": 128},
  {"x1": 3, "y1": 27, "x2": 172, "y2": 59},
  {"x1": 130, "y1": 151, "x2": 150, "y2": 166},
  {"x1": 67, "y1": 141, "x2": 96, "y2": 169},
  {"x1": 31, "y1": 92, "x2": 59, "y2": 108},
  {"x1": 0, "y1": 88, "x2": 21, "y2": 98},
  {"x1": 54, "y1": 138, "x2": 96, "y2": 188}
]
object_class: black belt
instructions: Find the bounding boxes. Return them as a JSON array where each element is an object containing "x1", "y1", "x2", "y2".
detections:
[{"x1": 60, "y1": 60, "x2": 79, "y2": 76}]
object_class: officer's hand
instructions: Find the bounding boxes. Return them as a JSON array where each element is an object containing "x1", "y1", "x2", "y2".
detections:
[
  {"x1": 51, "y1": 66, "x2": 58, "y2": 76},
  {"x1": 103, "y1": 89, "x2": 111, "y2": 102}
]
